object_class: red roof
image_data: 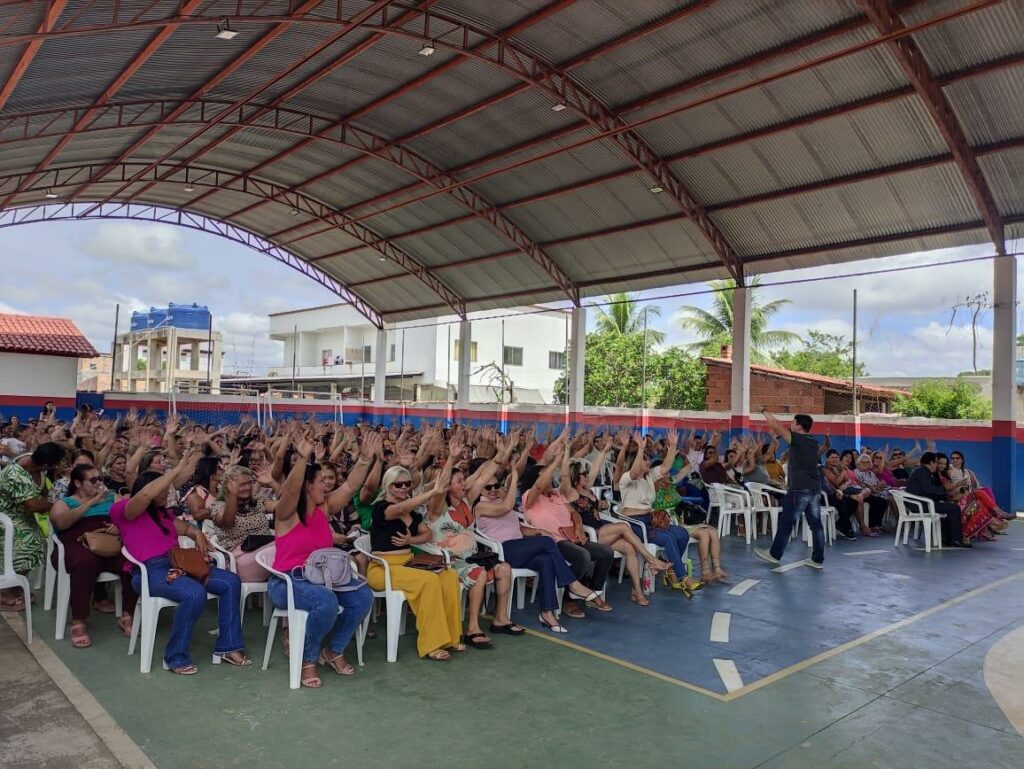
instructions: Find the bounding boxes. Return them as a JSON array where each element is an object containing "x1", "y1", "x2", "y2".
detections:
[
  {"x1": 701, "y1": 357, "x2": 907, "y2": 400},
  {"x1": 0, "y1": 313, "x2": 99, "y2": 358}
]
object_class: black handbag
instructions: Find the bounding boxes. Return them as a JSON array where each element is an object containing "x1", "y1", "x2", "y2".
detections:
[
  {"x1": 677, "y1": 501, "x2": 708, "y2": 527},
  {"x1": 466, "y1": 548, "x2": 500, "y2": 571},
  {"x1": 240, "y1": 534, "x2": 275, "y2": 552}
]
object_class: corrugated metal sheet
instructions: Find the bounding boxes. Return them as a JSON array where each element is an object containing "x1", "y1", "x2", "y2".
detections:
[
  {"x1": 979, "y1": 147, "x2": 1024, "y2": 216},
  {"x1": 903, "y1": 0, "x2": 1023, "y2": 76},
  {"x1": 944, "y1": 67, "x2": 1024, "y2": 146}
]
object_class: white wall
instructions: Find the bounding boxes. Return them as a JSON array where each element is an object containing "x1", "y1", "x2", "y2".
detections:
[{"x1": 0, "y1": 353, "x2": 79, "y2": 398}]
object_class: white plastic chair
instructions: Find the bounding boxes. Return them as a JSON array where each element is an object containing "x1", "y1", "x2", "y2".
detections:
[
  {"x1": 210, "y1": 535, "x2": 272, "y2": 629},
  {"x1": 607, "y1": 504, "x2": 673, "y2": 591},
  {"x1": 46, "y1": 528, "x2": 123, "y2": 640},
  {"x1": 746, "y1": 482, "x2": 782, "y2": 538},
  {"x1": 123, "y1": 536, "x2": 220, "y2": 673},
  {"x1": 353, "y1": 534, "x2": 408, "y2": 663},
  {"x1": 797, "y1": 493, "x2": 836, "y2": 547},
  {"x1": 710, "y1": 484, "x2": 754, "y2": 544},
  {"x1": 0, "y1": 512, "x2": 32, "y2": 643},
  {"x1": 891, "y1": 490, "x2": 943, "y2": 552},
  {"x1": 255, "y1": 545, "x2": 368, "y2": 689},
  {"x1": 470, "y1": 527, "x2": 553, "y2": 614}
]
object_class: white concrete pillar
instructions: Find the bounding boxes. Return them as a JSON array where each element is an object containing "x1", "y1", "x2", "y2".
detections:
[
  {"x1": 568, "y1": 307, "x2": 586, "y2": 413},
  {"x1": 190, "y1": 342, "x2": 200, "y2": 371},
  {"x1": 991, "y1": 255, "x2": 1018, "y2": 509},
  {"x1": 373, "y1": 328, "x2": 388, "y2": 406},
  {"x1": 456, "y1": 320, "x2": 472, "y2": 410},
  {"x1": 731, "y1": 284, "x2": 751, "y2": 432}
]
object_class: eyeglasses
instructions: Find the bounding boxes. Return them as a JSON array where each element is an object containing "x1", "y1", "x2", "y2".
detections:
[
  {"x1": 892, "y1": 452, "x2": 905, "y2": 457},
  {"x1": 391, "y1": 480, "x2": 412, "y2": 489},
  {"x1": 83, "y1": 477, "x2": 101, "y2": 483},
  {"x1": 483, "y1": 483, "x2": 501, "y2": 491}
]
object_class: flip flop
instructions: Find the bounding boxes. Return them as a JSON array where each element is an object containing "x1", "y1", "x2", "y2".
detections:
[
  {"x1": 490, "y1": 621, "x2": 526, "y2": 636},
  {"x1": 426, "y1": 649, "x2": 452, "y2": 661},
  {"x1": 464, "y1": 632, "x2": 493, "y2": 650}
]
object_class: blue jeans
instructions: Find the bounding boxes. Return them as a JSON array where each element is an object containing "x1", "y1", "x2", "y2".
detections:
[
  {"x1": 628, "y1": 515, "x2": 690, "y2": 577},
  {"x1": 267, "y1": 576, "x2": 373, "y2": 664},
  {"x1": 501, "y1": 536, "x2": 576, "y2": 612},
  {"x1": 770, "y1": 490, "x2": 824, "y2": 564},
  {"x1": 131, "y1": 556, "x2": 243, "y2": 669}
]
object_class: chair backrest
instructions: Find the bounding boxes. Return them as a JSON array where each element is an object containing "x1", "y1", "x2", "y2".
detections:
[
  {"x1": 120, "y1": 546, "x2": 151, "y2": 600},
  {"x1": 254, "y1": 544, "x2": 282, "y2": 578},
  {"x1": 353, "y1": 534, "x2": 393, "y2": 591},
  {"x1": 0, "y1": 513, "x2": 15, "y2": 577}
]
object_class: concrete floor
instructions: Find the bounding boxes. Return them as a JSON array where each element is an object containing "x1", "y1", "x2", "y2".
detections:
[{"x1": 4, "y1": 525, "x2": 1024, "y2": 769}]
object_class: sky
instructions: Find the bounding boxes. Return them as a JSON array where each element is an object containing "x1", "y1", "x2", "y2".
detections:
[{"x1": 0, "y1": 218, "x2": 1018, "y2": 378}]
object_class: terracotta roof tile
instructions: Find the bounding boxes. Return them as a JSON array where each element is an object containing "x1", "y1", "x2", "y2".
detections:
[{"x1": 0, "y1": 313, "x2": 98, "y2": 358}]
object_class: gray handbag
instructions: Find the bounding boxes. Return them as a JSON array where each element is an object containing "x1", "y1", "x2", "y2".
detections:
[{"x1": 301, "y1": 548, "x2": 365, "y2": 592}]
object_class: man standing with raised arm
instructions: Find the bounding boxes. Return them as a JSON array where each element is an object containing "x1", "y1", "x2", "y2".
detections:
[{"x1": 754, "y1": 409, "x2": 826, "y2": 569}]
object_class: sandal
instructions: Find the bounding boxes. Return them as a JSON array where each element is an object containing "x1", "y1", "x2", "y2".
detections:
[
  {"x1": 426, "y1": 649, "x2": 452, "y2": 661},
  {"x1": 630, "y1": 589, "x2": 650, "y2": 607},
  {"x1": 568, "y1": 589, "x2": 599, "y2": 603},
  {"x1": 586, "y1": 597, "x2": 613, "y2": 612},
  {"x1": 70, "y1": 622, "x2": 92, "y2": 649},
  {"x1": 562, "y1": 601, "x2": 585, "y2": 619},
  {"x1": 464, "y1": 632, "x2": 493, "y2": 650},
  {"x1": 167, "y1": 663, "x2": 198, "y2": 676},
  {"x1": 1, "y1": 595, "x2": 26, "y2": 611},
  {"x1": 215, "y1": 652, "x2": 253, "y2": 667},
  {"x1": 490, "y1": 621, "x2": 526, "y2": 636},
  {"x1": 117, "y1": 614, "x2": 133, "y2": 638},
  {"x1": 318, "y1": 650, "x2": 356, "y2": 675},
  {"x1": 647, "y1": 559, "x2": 671, "y2": 573},
  {"x1": 448, "y1": 642, "x2": 467, "y2": 653},
  {"x1": 93, "y1": 599, "x2": 116, "y2": 615},
  {"x1": 539, "y1": 613, "x2": 568, "y2": 634},
  {"x1": 301, "y1": 663, "x2": 322, "y2": 687}
]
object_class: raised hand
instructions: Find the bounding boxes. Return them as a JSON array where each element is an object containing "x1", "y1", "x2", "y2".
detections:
[{"x1": 361, "y1": 431, "x2": 382, "y2": 461}]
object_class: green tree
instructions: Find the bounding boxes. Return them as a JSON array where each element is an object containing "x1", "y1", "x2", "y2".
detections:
[
  {"x1": 676, "y1": 277, "x2": 800, "y2": 364},
  {"x1": 773, "y1": 331, "x2": 866, "y2": 379},
  {"x1": 553, "y1": 332, "x2": 705, "y2": 409},
  {"x1": 892, "y1": 379, "x2": 992, "y2": 420},
  {"x1": 594, "y1": 292, "x2": 665, "y2": 345},
  {"x1": 651, "y1": 346, "x2": 707, "y2": 411}
]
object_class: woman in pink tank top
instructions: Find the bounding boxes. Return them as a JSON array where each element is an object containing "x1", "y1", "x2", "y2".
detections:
[{"x1": 267, "y1": 434, "x2": 378, "y2": 689}]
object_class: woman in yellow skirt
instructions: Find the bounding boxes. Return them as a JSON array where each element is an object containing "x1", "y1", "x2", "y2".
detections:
[{"x1": 368, "y1": 465, "x2": 463, "y2": 661}]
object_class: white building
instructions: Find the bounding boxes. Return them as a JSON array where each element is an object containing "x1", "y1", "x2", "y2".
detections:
[
  {"x1": 231, "y1": 303, "x2": 571, "y2": 404},
  {"x1": 0, "y1": 313, "x2": 98, "y2": 407}
]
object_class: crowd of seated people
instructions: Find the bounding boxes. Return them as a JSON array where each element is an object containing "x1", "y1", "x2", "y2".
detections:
[{"x1": 0, "y1": 409, "x2": 1016, "y2": 686}]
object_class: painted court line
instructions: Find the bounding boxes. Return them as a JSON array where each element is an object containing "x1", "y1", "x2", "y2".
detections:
[
  {"x1": 727, "y1": 578, "x2": 760, "y2": 596},
  {"x1": 516, "y1": 572, "x2": 1024, "y2": 702},
  {"x1": 710, "y1": 612, "x2": 731, "y2": 643},
  {"x1": 772, "y1": 560, "x2": 809, "y2": 573},
  {"x1": 713, "y1": 659, "x2": 744, "y2": 693},
  {"x1": 843, "y1": 549, "x2": 890, "y2": 557},
  {"x1": 2, "y1": 614, "x2": 157, "y2": 769}
]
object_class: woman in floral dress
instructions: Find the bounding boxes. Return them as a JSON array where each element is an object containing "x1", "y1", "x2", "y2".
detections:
[{"x1": 0, "y1": 442, "x2": 66, "y2": 609}]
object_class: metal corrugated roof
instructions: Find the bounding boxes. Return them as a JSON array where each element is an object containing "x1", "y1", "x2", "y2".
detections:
[{"x1": 0, "y1": 0, "x2": 1019, "y2": 326}]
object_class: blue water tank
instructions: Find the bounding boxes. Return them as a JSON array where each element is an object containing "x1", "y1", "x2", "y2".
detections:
[{"x1": 129, "y1": 304, "x2": 210, "y2": 332}]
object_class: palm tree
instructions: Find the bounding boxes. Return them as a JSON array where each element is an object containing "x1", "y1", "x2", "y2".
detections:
[
  {"x1": 676, "y1": 278, "x2": 800, "y2": 364},
  {"x1": 594, "y1": 292, "x2": 665, "y2": 345}
]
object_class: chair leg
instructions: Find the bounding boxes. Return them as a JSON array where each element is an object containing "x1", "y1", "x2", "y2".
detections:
[
  {"x1": 385, "y1": 595, "x2": 404, "y2": 663},
  {"x1": 54, "y1": 576, "x2": 69, "y2": 640},
  {"x1": 16, "y1": 576, "x2": 32, "y2": 644},
  {"x1": 44, "y1": 560, "x2": 55, "y2": 611},
  {"x1": 112, "y1": 580, "x2": 123, "y2": 618},
  {"x1": 744, "y1": 512, "x2": 753, "y2": 545},
  {"x1": 287, "y1": 615, "x2": 307, "y2": 690},
  {"x1": 139, "y1": 604, "x2": 159, "y2": 674},
  {"x1": 263, "y1": 594, "x2": 273, "y2": 627},
  {"x1": 355, "y1": 616, "x2": 367, "y2": 667},
  {"x1": 262, "y1": 617, "x2": 277, "y2": 671},
  {"x1": 128, "y1": 609, "x2": 140, "y2": 655},
  {"x1": 516, "y1": 577, "x2": 527, "y2": 610}
]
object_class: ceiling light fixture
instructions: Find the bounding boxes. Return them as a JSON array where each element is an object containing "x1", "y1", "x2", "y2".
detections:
[
  {"x1": 44, "y1": 188, "x2": 58, "y2": 199},
  {"x1": 290, "y1": 208, "x2": 301, "y2": 216},
  {"x1": 216, "y1": 18, "x2": 238, "y2": 40},
  {"x1": 649, "y1": 184, "x2": 664, "y2": 194},
  {"x1": 418, "y1": 41, "x2": 436, "y2": 56},
  {"x1": 183, "y1": 183, "x2": 194, "y2": 192},
  {"x1": 551, "y1": 103, "x2": 567, "y2": 112}
]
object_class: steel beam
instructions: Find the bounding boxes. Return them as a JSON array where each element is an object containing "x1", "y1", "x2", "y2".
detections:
[
  {"x1": 0, "y1": 0, "x2": 68, "y2": 110},
  {"x1": 0, "y1": 0, "x2": 205, "y2": 210},
  {"x1": 857, "y1": 0, "x2": 1004, "y2": 254}
]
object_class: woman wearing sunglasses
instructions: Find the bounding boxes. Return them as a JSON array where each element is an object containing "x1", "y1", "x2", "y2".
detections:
[
  {"x1": 425, "y1": 438, "x2": 524, "y2": 647},
  {"x1": 368, "y1": 464, "x2": 464, "y2": 661},
  {"x1": 49, "y1": 464, "x2": 137, "y2": 647}
]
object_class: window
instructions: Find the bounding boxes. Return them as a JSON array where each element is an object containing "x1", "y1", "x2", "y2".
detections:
[
  {"x1": 453, "y1": 339, "x2": 478, "y2": 362},
  {"x1": 548, "y1": 350, "x2": 566, "y2": 370},
  {"x1": 363, "y1": 345, "x2": 372, "y2": 363},
  {"x1": 389, "y1": 344, "x2": 396, "y2": 363},
  {"x1": 503, "y1": 346, "x2": 523, "y2": 366}
]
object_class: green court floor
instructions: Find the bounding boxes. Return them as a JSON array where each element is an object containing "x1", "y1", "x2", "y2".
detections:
[{"x1": 7, "y1": 531, "x2": 1024, "y2": 769}]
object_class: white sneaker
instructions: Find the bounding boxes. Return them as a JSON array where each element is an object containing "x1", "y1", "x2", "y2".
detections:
[
  {"x1": 753, "y1": 548, "x2": 781, "y2": 566},
  {"x1": 807, "y1": 560, "x2": 824, "y2": 570}
]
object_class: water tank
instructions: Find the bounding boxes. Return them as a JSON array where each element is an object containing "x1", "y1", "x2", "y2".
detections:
[{"x1": 129, "y1": 304, "x2": 211, "y2": 332}]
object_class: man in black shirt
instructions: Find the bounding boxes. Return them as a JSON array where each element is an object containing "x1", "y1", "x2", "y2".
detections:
[
  {"x1": 754, "y1": 410, "x2": 825, "y2": 568},
  {"x1": 905, "y1": 452, "x2": 969, "y2": 547}
]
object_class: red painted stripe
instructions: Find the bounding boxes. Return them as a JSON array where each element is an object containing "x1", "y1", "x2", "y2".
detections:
[
  {"x1": 992, "y1": 420, "x2": 1016, "y2": 438},
  {"x1": 0, "y1": 395, "x2": 76, "y2": 407}
]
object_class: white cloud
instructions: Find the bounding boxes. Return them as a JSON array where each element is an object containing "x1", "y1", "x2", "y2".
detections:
[
  {"x1": 0, "y1": 301, "x2": 25, "y2": 315},
  {"x1": 83, "y1": 222, "x2": 197, "y2": 270}
]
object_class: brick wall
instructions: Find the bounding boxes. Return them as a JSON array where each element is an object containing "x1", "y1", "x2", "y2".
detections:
[{"x1": 705, "y1": 362, "x2": 827, "y2": 413}]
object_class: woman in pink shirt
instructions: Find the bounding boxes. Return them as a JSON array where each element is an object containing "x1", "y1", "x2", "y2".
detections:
[{"x1": 111, "y1": 449, "x2": 251, "y2": 675}]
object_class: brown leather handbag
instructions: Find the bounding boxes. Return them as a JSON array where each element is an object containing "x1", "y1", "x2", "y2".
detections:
[
  {"x1": 405, "y1": 553, "x2": 446, "y2": 572},
  {"x1": 650, "y1": 510, "x2": 672, "y2": 531},
  {"x1": 78, "y1": 525, "x2": 122, "y2": 558},
  {"x1": 169, "y1": 547, "x2": 211, "y2": 585}
]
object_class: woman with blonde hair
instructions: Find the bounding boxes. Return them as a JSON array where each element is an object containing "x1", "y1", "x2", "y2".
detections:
[
  {"x1": 368, "y1": 464, "x2": 463, "y2": 661},
  {"x1": 208, "y1": 465, "x2": 274, "y2": 582}
]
